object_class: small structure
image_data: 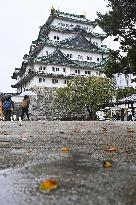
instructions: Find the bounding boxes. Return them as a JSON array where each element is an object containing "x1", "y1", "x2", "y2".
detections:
[{"x1": 115, "y1": 94, "x2": 136, "y2": 121}]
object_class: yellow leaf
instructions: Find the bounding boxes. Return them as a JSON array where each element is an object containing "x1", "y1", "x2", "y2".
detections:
[
  {"x1": 105, "y1": 147, "x2": 118, "y2": 152},
  {"x1": 102, "y1": 127, "x2": 107, "y2": 132},
  {"x1": 61, "y1": 147, "x2": 71, "y2": 153},
  {"x1": 103, "y1": 161, "x2": 112, "y2": 168},
  {"x1": 127, "y1": 127, "x2": 134, "y2": 132},
  {"x1": 39, "y1": 179, "x2": 58, "y2": 192}
]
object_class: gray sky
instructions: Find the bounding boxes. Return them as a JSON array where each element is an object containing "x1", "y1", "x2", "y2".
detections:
[{"x1": 0, "y1": 0, "x2": 118, "y2": 93}]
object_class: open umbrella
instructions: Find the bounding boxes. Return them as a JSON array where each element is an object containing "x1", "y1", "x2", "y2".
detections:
[
  {"x1": 0, "y1": 94, "x2": 12, "y2": 103},
  {"x1": 20, "y1": 91, "x2": 37, "y2": 97},
  {"x1": 11, "y1": 95, "x2": 23, "y2": 103}
]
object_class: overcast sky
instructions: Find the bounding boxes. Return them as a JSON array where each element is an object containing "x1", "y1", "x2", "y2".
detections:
[{"x1": 0, "y1": 0, "x2": 118, "y2": 93}]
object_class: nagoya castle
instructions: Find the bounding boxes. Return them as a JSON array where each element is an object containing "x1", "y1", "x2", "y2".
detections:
[{"x1": 11, "y1": 8, "x2": 110, "y2": 93}]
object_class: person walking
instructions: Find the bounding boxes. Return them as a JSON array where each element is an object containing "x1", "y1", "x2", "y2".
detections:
[
  {"x1": 21, "y1": 95, "x2": 30, "y2": 120},
  {"x1": 3, "y1": 96, "x2": 14, "y2": 121},
  {"x1": 0, "y1": 100, "x2": 3, "y2": 120}
]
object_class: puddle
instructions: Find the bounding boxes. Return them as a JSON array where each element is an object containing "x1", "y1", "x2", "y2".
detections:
[
  {"x1": 0, "y1": 134, "x2": 21, "y2": 142},
  {"x1": 0, "y1": 152, "x2": 136, "y2": 205}
]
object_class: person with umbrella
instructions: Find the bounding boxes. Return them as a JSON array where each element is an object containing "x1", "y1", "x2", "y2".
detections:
[
  {"x1": 3, "y1": 96, "x2": 14, "y2": 121},
  {"x1": 21, "y1": 95, "x2": 30, "y2": 121},
  {"x1": 0, "y1": 99, "x2": 3, "y2": 120}
]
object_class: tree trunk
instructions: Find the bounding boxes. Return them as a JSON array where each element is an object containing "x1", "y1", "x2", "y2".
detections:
[{"x1": 86, "y1": 105, "x2": 94, "y2": 120}]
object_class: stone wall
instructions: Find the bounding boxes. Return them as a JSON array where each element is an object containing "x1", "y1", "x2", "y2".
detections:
[{"x1": 14, "y1": 86, "x2": 89, "y2": 121}]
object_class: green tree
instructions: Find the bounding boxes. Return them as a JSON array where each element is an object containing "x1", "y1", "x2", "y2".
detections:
[
  {"x1": 54, "y1": 76, "x2": 115, "y2": 120},
  {"x1": 97, "y1": 0, "x2": 136, "y2": 75},
  {"x1": 116, "y1": 87, "x2": 136, "y2": 101}
]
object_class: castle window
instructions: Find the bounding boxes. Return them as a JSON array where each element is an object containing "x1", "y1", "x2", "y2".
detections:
[
  {"x1": 96, "y1": 71, "x2": 99, "y2": 75},
  {"x1": 54, "y1": 36, "x2": 59, "y2": 41},
  {"x1": 43, "y1": 78, "x2": 46, "y2": 82},
  {"x1": 52, "y1": 67, "x2": 55, "y2": 71},
  {"x1": 64, "y1": 80, "x2": 69, "y2": 84},
  {"x1": 46, "y1": 51, "x2": 48, "y2": 55},
  {"x1": 67, "y1": 54, "x2": 72, "y2": 58},
  {"x1": 43, "y1": 67, "x2": 46, "y2": 70},
  {"x1": 39, "y1": 66, "x2": 42, "y2": 71},
  {"x1": 85, "y1": 71, "x2": 91, "y2": 75},
  {"x1": 87, "y1": 56, "x2": 92, "y2": 61},
  {"x1": 39, "y1": 78, "x2": 42, "y2": 83},
  {"x1": 52, "y1": 79, "x2": 58, "y2": 84},
  {"x1": 97, "y1": 58, "x2": 99, "y2": 61},
  {"x1": 56, "y1": 67, "x2": 59, "y2": 71},
  {"x1": 75, "y1": 70, "x2": 80, "y2": 74},
  {"x1": 63, "y1": 68, "x2": 66, "y2": 72},
  {"x1": 78, "y1": 55, "x2": 83, "y2": 60}
]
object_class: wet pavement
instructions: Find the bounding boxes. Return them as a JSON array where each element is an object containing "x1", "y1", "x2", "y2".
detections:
[{"x1": 0, "y1": 121, "x2": 136, "y2": 205}]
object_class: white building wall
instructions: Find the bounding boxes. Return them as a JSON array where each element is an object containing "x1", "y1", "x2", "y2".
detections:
[
  {"x1": 37, "y1": 46, "x2": 55, "y2": 57},
  {"x1": 46, "y1": 64, "x2": 71, "y2": 76},
  {"x1": 114, "y1": 74, "x2": 134, "y2": 88},
  {"x1": 61, "y1": 48, "x2": 103, "y2": 63},
  {"x1": 31, "y1": 76, "x2": 68, "y2": 88},
  {"x1": 51, "y1": 19, "x2": 93, "y2": 32},
  {"x1": 49, "y1": 31, "x2": 103, "y2": 47},
  {"x1": 48, "y1": 31, "x2": 74, "y2": 41},
  {"x1": 70, "y1": 67, "x2": 99, "y2": 76},
  {"x1": 34, "y1": 63, "x2": 100, "y2": 77},
  {"x1": 91, "y1": 37, "x2": 102, "y2": 47},
  {"x1": 35, "y1": 45, "x2": 104, "y2": 63}
]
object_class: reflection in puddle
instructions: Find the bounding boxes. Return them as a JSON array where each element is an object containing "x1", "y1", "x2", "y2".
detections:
[{"x1": 0, "y1": 152, "x2": 136, "y2": 205}]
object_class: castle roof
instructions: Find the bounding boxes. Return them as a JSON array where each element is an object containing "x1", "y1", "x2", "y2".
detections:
[
  {"x1": 49, "y1": 25, "x2": 107, "y2": 39},
  {"x1": 36, "y1": 9, "x2": 98, "y2": 44},
  {"x1": 58, "y1": 32, "x2": 100, "y2": 51},
  {"x1": 49, "y1": 9, "x2": 97, "y2": 26},
  {"x1": 34, "y1": 49, "x2": 102, "y2": 69},
  {"x1": 34, "y1": 48, "x2": 75, "y2": 66},
  {"x1": 30, "y1": 32, "x2": 108, "y2": 59}
]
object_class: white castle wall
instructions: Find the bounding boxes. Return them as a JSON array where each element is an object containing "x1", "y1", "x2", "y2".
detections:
[
  {"x1": 37, "y1": 46, "x2": 55, "y2": 57},
  {"x1": 48, "y1": 31, "x2": 73, "y2": 41},
  {"x1": 36, "y1": 46, "x2": 104, "y2": 63},
  {"x1": 61, "y1": 48, "x2": 103, "y2": 63},
  {"x1": 49, "y1": 31, "x2": 102, "y2": 48},
  {"x1": 51, "y1": 19, "x2": 94, "y2": 32}
]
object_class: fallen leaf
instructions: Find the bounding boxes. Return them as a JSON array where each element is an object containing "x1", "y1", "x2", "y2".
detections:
[
  {"x1": 39, "y1": 179, "x2": 58, "y2": 192},
  {"x1": 26, "y1": 148, "x2": 32, "y2": 153},
  {"x1": 0, "y1": 131, "x2": 10, "y2": 135},
  {"x1": 74, "y1": 128, "x2": 80, "y2": 132},
  {"x1": 102, "y1": 127, "x2": 107, "y2": 132},
  {"x1": 105, "y1": 147, "x2": 118, "y2": 152},
  {"x1": 103, "y1": 161, "x2": 112, "y2": 168},
  {"x1": 127, "y1": 127, "x2": 134, "y2": 133},
  {"x1": 60, "y1": 131, "x2": 65, "y2": 134},
  {"x1": 61, "y1": 147, "x2": 71, "y2": 153}
]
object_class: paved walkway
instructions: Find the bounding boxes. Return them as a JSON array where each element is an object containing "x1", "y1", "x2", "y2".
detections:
[{"x1": 0, "y1": 121, "x2": 136, "y2": 205}]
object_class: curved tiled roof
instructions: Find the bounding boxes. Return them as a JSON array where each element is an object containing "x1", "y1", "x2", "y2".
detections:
[
  {"x1": 51, "y1": 9, "x2": 97, "y2": 26},
  {"x1": 34, "y1": 49, "x2": 103, "y2": 69},
  {"x1": 34, "y1": 48, "x2": 76, "y2": 66},
  {"x1": 49, "y1": 25, "x2": 107, "y2": 39},
  {"x1": 119, "y1": 94, "x2": 136, "y2": 102},
  {"x1": 30, "y1": 32, "x2": 107, "y2": 59},
  {"x1": 59, "y1": 32, "x2": 100, "y2": 50}
]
